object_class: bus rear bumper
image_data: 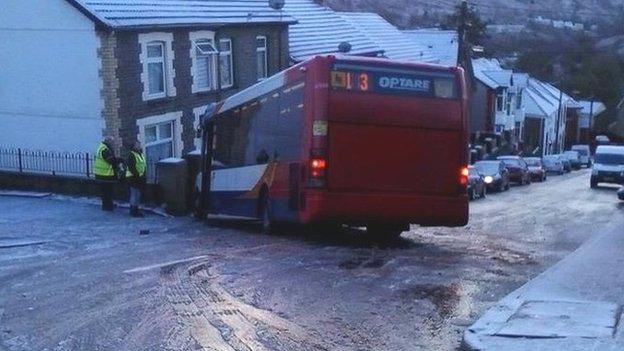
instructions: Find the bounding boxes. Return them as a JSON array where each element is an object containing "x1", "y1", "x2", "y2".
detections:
[{"x1": 301, "y1": 191, "x2": 469, "y2": 227}]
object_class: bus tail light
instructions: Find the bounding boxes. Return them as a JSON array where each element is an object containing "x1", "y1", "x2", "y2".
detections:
[
  {"x1": 459, "y1": 166, "x2": 469, "y2": 187},
  {"x1": 310, "y1": 158, "x2": 327, "y2": 177},
  {"x1": 308, "y1": 153, "x2": 327, "y2": 187}
]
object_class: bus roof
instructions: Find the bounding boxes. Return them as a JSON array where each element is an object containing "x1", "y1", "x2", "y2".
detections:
[{"x1": 204, "y1": 55, "x2": 462, "y2": 122}]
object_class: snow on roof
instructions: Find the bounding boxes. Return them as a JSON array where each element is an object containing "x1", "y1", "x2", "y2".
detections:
[
  {"x1": 472, "y1": 58, "x2": 530, "y2": 91},
  {"x1": 578, "y1": 100, "x2": 606, "y2": 116},
  {"x1": 471, "y1": 58, "x2": 506, "y2": 89},
  {"x1": 525, "y1": 81, "x2": 559, "y2": 118},
  {"x1": 402, "y1": 28, "x2": 459, "y2": 66},
  {"x1": 337, "y1": 13, "x2": 437, "y2": 64},
  {"x1": 68, "y1": 0, "x2": 297, "y2": 29},
  {"x1": 525, "y1": 78, "x2": 581, "y2": 118},
  {"x1": 284, "y1": 0, "x2": 383, "y2": 62}
]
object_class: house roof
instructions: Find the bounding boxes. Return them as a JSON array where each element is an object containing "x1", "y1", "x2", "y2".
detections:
[
  {"x1": 401, "y1": 29, "x2": 459, "y2": 66},
  {"x1": 524, "y1": 78, "x2": 581, "y2": 118},
  {"x1": 578, "y1": 100, "x2": 607, "y2": 117},
  {"x1": 471, "y1": 58, "x2": 507, "y2": 89},
  {"x1": 66, "y1": 0, "x2": 297, "y2": 29},
  {"x1": 472, "y1": 58, "x2": 530, "y2": 92},
  {"x1": 337, "y1": 12, "x2": 437, "y2": 64},
  {"x1": 524, "y1": 81, "x2": 559, "y2": 118},
  {"x1": 284, "y1": 0, "x2": 383, "y2": 62}
]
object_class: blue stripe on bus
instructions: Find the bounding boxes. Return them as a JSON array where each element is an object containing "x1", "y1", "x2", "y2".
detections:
[{"x1": 207, "y1": 191, "x2": 298, "y2": 222}]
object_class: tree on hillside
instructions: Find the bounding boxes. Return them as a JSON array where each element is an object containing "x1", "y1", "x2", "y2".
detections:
[{"x1": 441, "y1": 2, "x2": 488, "y2": 46}]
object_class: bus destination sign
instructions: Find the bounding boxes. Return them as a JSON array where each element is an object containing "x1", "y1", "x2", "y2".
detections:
[
  {"x1": 331, "y1": 69, "x2": 434, "y2": 96},
  {"x1": 330, "y1": 62, "x2": 457, "y2": 98}
]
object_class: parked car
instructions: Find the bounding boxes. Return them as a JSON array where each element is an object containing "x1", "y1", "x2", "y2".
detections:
[
  {"x1": 497, "y1": 156, "x2": 531, "y2": 185},
  {"x1": 571, "y1": 144, "x2": 591, "y2": 167},
  {"x1": 556, "y1": 154, "x2": 572, "y2": 172},
  {"x1": 542, "y1": 155, "x2": 565, "y2": 175},
  {"x1": 563, "y1": 150, "x2": 582, "y2": 170},
  {"x1": 596, "y1": 135, "x2": 611, "y2": 146},
  {"x1": 467, "y1": 166, "x2": 486, "y2": 200},
  {"x1": 591, "y1": 145, "x2": 624, "y2": 188},
  {"x1": 618, "y1": 186, "x2": 624, "y2": 201},
  {"x1": 474, "y1": 160, "x2": 510, "y2": 192},
  {"x1": 525, "y1": 157, "x2": 547, "y2": 182}
]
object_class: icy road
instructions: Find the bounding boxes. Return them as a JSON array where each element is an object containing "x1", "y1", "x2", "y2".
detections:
[{"x1": 0, "y1": 169, "x2": 622, "y2": 351}]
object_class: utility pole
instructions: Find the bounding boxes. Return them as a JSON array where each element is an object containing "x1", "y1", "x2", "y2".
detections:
[
  {"x1": 588, "y1": 98, "x2": 594, "y2": 142},
  {"x1": 457, "y1": 0, "x2": 469, "y2": 68},
  {"x1": 555, "y1": 87, "x2": 564, "y2": 153}
]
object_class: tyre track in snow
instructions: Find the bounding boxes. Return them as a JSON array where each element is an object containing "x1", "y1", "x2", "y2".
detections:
[{"x1": 163, "y1": 261, "x2": 328, "y2": 351}]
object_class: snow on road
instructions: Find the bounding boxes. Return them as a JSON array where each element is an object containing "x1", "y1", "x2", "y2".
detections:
[{"x1": 0, "y1": 169, "x2": 621, "y2": 350}]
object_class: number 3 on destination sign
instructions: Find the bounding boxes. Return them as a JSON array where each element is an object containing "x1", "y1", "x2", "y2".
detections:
[{"x1": 359, "y1": 73, "x2": 369, "y2": 91}]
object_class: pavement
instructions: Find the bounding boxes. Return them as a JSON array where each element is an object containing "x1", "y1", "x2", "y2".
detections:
[{"x1": 463, "y1": 216, "x2": 624, "y2": 350}]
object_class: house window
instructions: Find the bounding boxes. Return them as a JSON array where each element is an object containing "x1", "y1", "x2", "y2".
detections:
[
  {"x1": 256, "y1": 36, "x2": 268, "y2": 80},
  {"x1": 146, "y1": 42, "x2": 166, "y2": 97},
  {"x1": 137, "y1": 112, "x2": 184, "y2": 183},
  {"x1": 506, "y1": 93, "x2": 514, "y2": 115},
  {"x1": 190, "y1": 31, "x2": 217, "y2": 93},
  {"x1": 144, "y1": 121, "x2": 174, "y2": 182},
  {"x1": 516, "y1": 90, "x2": 523, "y2": 109},
  {"x1": 495, "y1": 124, "x2": 505, "y2": 133},
  {"x1": 139, "y1": 32, "x2": 176, "y2": 101},
  {"x1": 219, "y1": 39, "x2": 234, "y2": 88},
  {"x1": 496, "y1": 92, "x2": 504, "y2": 112},
  {"x1": 194, "y1": 39, "x2": 218, "y2": 91}
]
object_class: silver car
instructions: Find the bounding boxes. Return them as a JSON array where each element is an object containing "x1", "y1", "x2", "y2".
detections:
[{"x1": 543, "y1": 155, "x2": 564, "y2": 174}]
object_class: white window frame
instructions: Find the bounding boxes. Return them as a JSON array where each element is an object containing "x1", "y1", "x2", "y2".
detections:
[
  {"x1": 145, "y1": 41, "x2": 166, "y2": 99},
  {"x1": 190, "y1": 31, "x2": 218, "y2": 94},
  {"x1": 139, "y1": 32, "x2": 176, "y2": 101},
  {"x1": 506, "y1": 93, "x2": 513, "y2": 116},
  {"x1": 219, "y1": 38, "x2": 234, "y2": 89},
  {"x1": 496, "y1": 92, "x2": 504, "y2": 112},
  {"x1": 136, "y1": 112, "x2": 184, "y2": 158},
  {"x1": 256, "y1": 35, "x2": 268, "y2": 81}
]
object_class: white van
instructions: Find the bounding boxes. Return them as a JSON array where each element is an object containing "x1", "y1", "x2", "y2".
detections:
[
  {"x1": 591, "y1": 145, "x2": 624, "y2": 188},
  {"x1": 571, "y1": 144, "x2": 591, "y2": 167}
]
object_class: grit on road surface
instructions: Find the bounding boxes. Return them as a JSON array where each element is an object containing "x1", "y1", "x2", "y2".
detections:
[{"x1": 1, "y1": 169, "x2": 622, "y2": 351}]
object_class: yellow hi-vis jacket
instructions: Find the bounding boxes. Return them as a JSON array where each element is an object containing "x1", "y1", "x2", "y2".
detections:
[{"x1": 94, "y1": 142, "x2": 114, "y2": 177}]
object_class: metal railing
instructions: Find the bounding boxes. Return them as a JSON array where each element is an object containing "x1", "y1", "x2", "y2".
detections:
[
  {"x1": 0, "y1": 148, "x2": 94, "y2": 178},
  {"x1": 0, "y1": 147, "x2": 162, "y2": 183}
]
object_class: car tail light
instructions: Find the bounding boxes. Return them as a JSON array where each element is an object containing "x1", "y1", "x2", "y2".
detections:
[{"x1": 459, "y1": 167, "x2": 469, "y2": 187}]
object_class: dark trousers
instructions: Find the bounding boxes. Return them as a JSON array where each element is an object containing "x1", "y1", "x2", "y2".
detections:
[{"x1": 96, "y1": 176, "x2": 116, "y2": 210}]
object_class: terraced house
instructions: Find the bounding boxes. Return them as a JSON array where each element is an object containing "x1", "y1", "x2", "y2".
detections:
[{"x1": 1, "y1": 0, "x2": 294, "y2": 169}]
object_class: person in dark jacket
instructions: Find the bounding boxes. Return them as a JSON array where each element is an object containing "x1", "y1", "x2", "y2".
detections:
[
  {"x1": 126, "y1": 141, "x2": 147, "y2": 217},
  {"x1": 94, "y1": 137, "x2": 121, "y2": 211}
]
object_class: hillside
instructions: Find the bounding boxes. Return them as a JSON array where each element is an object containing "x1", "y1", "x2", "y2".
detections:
[{"x1": 326, "y1": 0, "x2": 624, "y2": 28}]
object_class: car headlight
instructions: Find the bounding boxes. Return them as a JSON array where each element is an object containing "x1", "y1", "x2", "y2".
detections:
[
  {"x1": 592, "y1": 169, "x2": 599, "y2": 176},
  {"x1": 484, "y1": 176, "x2": 494, "y2": 184}
]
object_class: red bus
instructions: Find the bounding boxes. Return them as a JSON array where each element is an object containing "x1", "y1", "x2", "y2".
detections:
[{"x1": 197, "y1": 55, "x2": 469, "y2": 238}]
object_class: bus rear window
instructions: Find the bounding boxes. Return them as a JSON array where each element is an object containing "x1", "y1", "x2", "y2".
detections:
[{"x1": 330, "y1": 61, "x2": 458, "y2": 99}]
